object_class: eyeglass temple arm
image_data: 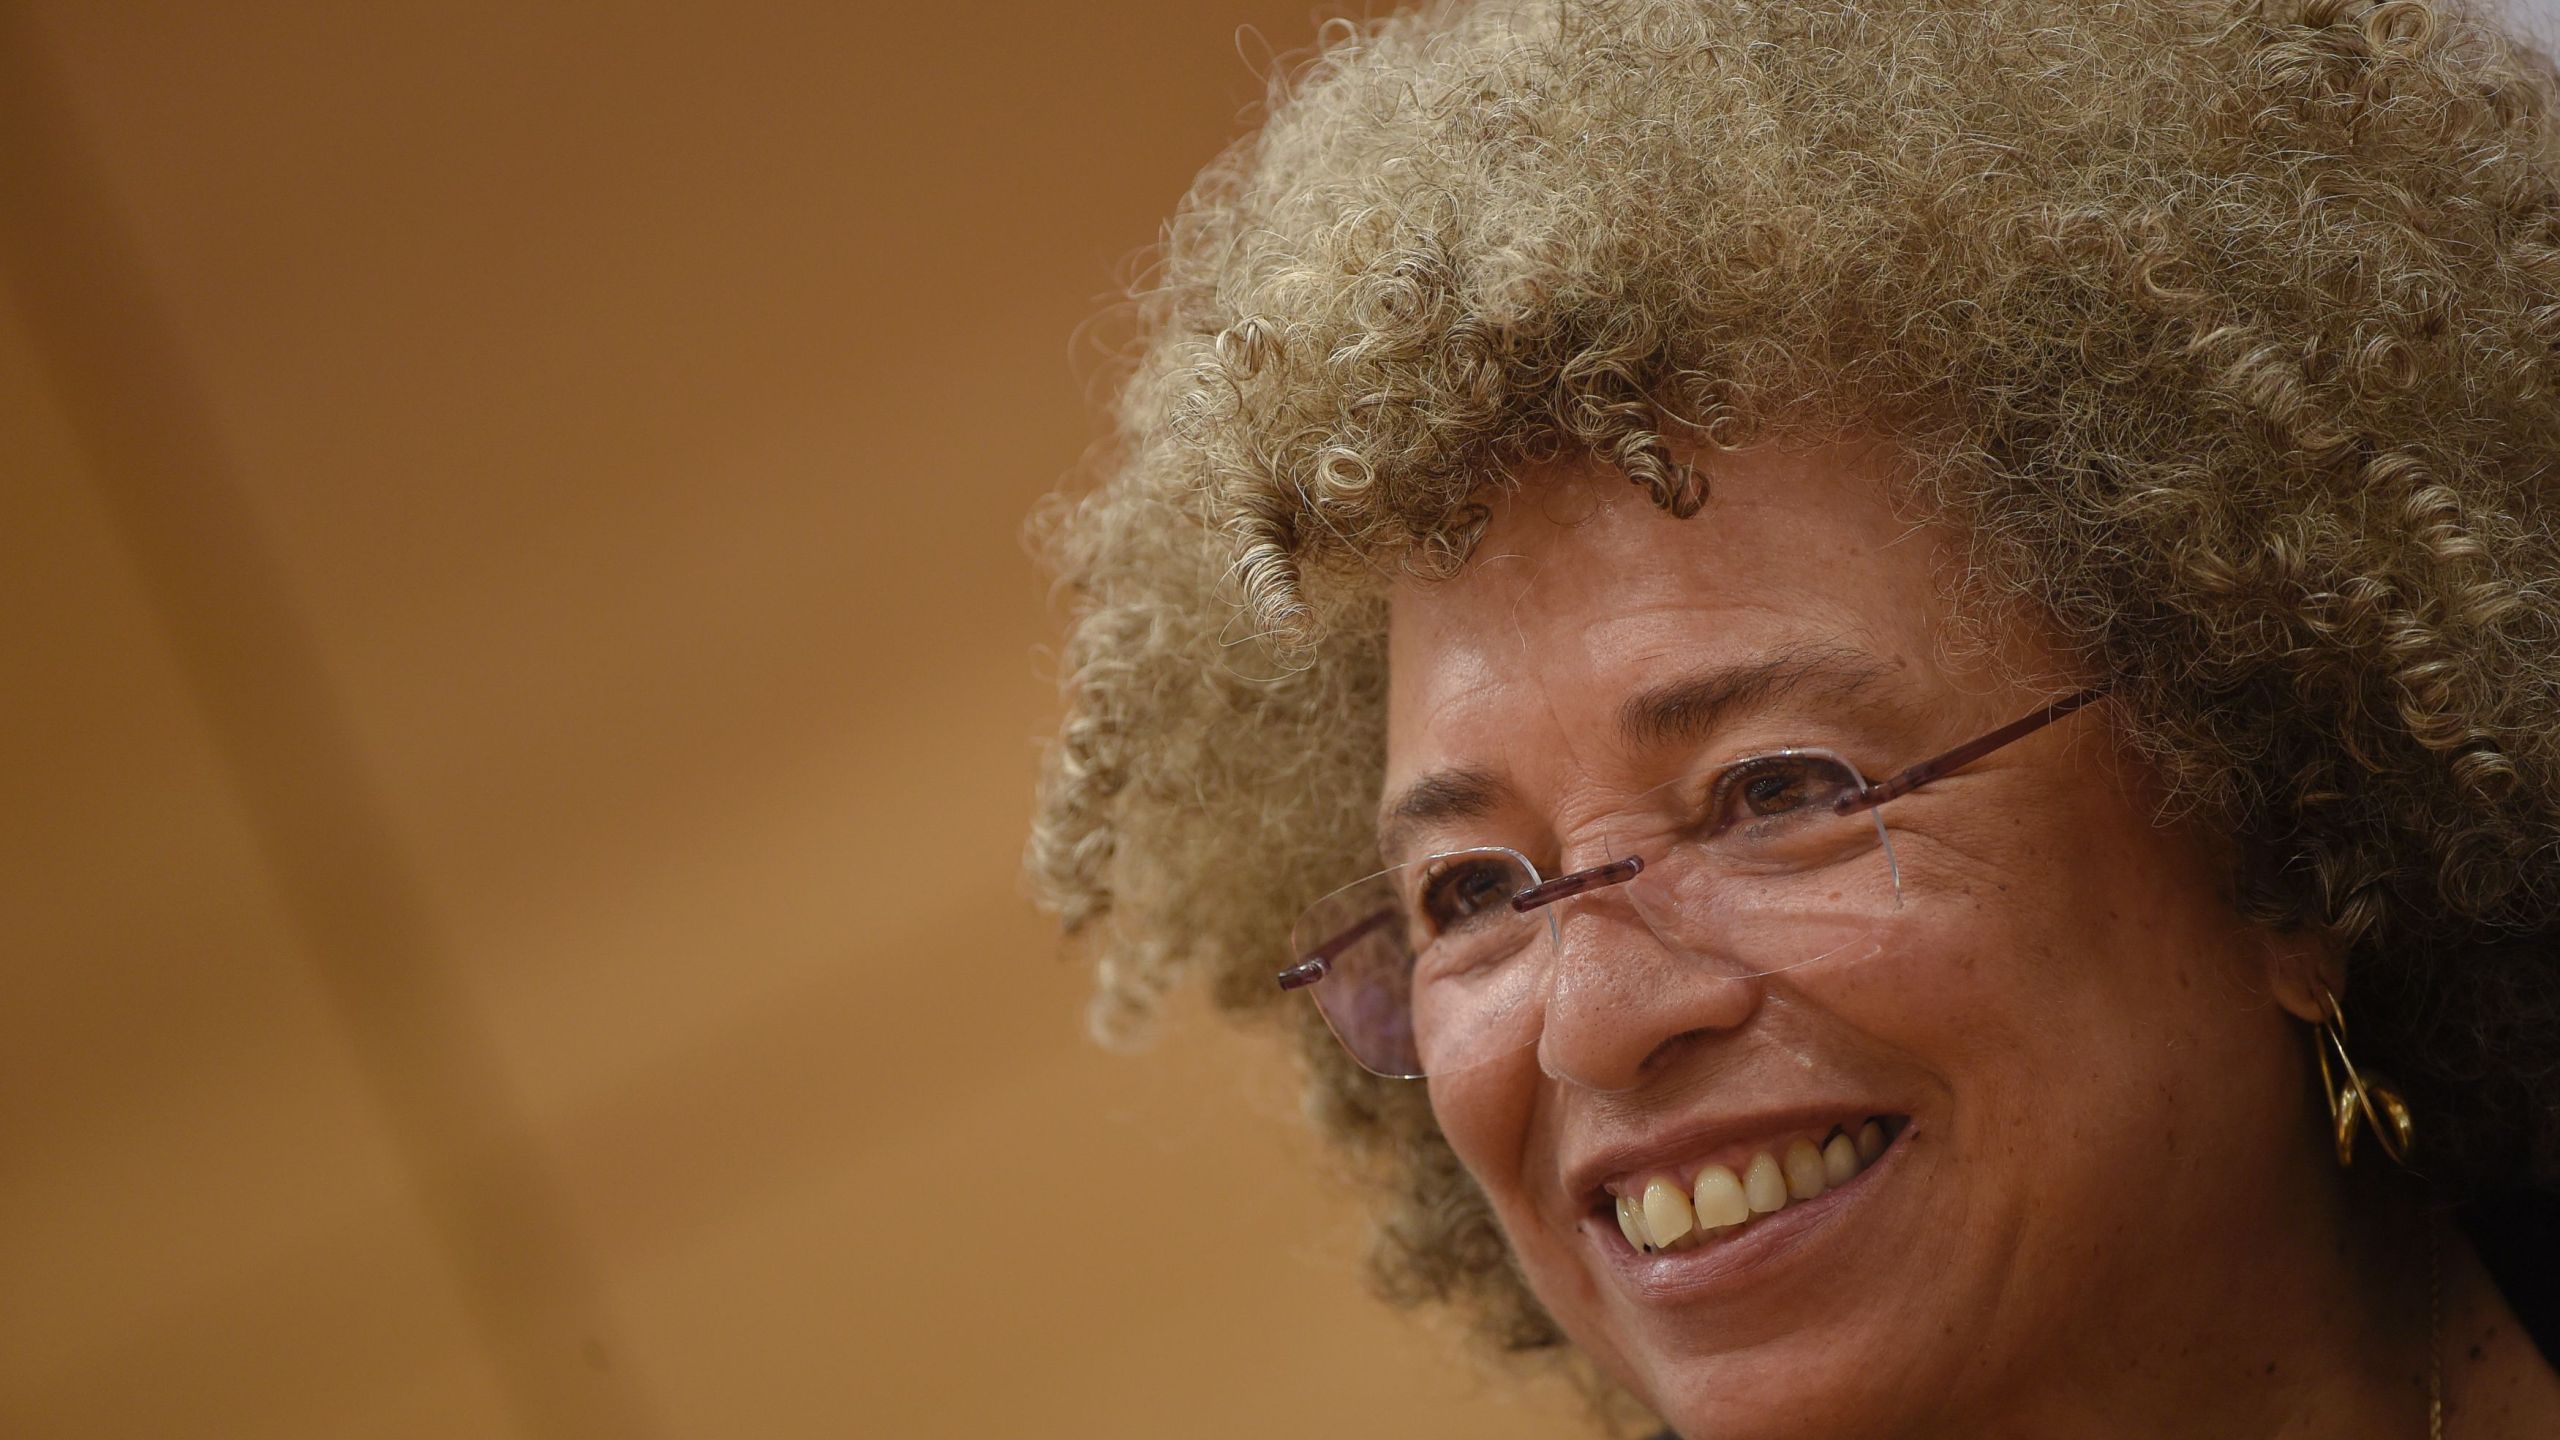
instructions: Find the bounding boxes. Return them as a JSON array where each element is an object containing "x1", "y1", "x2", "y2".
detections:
[
  {"x1": 1839, "y1": 687, "x2": 2108, "y2": 813},
  {"x1": 1276, "y1": 906, "x2": 1395, "y2": 990}
]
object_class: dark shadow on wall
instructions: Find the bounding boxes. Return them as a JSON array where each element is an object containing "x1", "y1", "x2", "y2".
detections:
[{"x1": 0, "y1": 9, "x2": 661, "y2": 1436}]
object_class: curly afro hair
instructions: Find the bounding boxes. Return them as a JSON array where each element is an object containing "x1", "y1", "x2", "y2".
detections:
[{"x1": 1029, "y1": 0, "x2": 2560, "y2": 1375}]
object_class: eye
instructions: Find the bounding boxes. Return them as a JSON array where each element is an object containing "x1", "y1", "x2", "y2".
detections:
[
  {"x1": 1415, "y1": 857, "x2": 1519, "y2": 933},
  {"x1": 1740, "y1": 765, "x2": 1815, "y2": 815},
  {"x1": 1705, "y1": 754, "x2": 1863, "y2": 833}
]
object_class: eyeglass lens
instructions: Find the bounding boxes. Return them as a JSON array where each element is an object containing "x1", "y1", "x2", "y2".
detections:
[{"x1": 1287, "y1": 750, "x2": 1897, "y2": 1079}]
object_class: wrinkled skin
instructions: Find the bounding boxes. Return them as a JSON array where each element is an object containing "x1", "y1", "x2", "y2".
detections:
[{"x1": 1382, "y1": 442, "x2": 2524, "y2": 1439}]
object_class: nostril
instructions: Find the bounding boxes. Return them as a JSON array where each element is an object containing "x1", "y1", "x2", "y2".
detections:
[{"x1": 1636, "y1": 1027, "x2": 1717, "y2": 1076}]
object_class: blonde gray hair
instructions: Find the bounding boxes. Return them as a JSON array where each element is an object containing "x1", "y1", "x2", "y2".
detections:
[{"x1": 1030, "y1": 0, "x2": 2560, "y2": 1365}]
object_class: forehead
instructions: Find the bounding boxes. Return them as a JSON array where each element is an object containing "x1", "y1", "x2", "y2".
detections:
[{"x1": 1382, "y1": 442, "x2": 1952, "y2": 799}]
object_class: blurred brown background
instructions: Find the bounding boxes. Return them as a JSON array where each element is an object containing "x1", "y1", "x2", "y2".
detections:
[{"x1": 0, "y1": 2, "x2": 1588, "y2": 1436}]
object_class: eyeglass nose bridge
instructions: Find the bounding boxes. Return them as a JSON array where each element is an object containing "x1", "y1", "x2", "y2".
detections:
[
  {"x1": 1274, "y1": 853, "x2": 1646, "y2": 995},
  {"x1": 1513, "y1": 854, "x2": 1665, "y2": 984},
  {"x1": 1516, "y1": 851, "x2": 1722, "y2": 984},
  {"x1": 1508, "y1": 854, "x2": 1645, "y2": 913}
]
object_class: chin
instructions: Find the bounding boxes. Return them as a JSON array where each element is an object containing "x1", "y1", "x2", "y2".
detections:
[{"x1": 1623, "y1": 1304, "x2": 1954, "y2": 1440}]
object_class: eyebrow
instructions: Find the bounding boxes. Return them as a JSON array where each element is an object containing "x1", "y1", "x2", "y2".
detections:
[
  {"x1": 1374, "y1": 766, "x2": 1513, "y2": 868},
  {"x1": 1373, "y1": 643, "x2": 1893, "y2": 865},
  {"x1": 1615, "y1": 644, "x2": 1894, "y2": 752}
]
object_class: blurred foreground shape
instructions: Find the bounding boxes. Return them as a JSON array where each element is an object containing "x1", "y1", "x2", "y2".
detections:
[{"x1": 0, "y1": 2, "x2": 1590, "y2": 1436}]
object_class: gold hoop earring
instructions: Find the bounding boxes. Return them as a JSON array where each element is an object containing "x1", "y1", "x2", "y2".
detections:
[{"x1": 2315, "y1": 984, "x2": 2415, "y2": 1169}]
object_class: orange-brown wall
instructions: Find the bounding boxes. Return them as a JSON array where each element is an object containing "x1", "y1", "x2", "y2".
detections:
[{"x1": 0, "y1": 2, "x2": 1587, "y2": 1436}]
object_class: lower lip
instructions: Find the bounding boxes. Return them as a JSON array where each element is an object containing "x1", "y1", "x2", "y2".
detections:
[{"x1": 1585, "y1": 1127, "x2": 1910, "y2": 1301}]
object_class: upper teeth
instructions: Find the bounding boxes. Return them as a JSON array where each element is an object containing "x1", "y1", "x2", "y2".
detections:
[{"x1": 1612, "y1": 1119, "x2": 1893, "y2": 1253}]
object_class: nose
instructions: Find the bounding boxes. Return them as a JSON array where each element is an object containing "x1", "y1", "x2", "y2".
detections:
[{"x1": 1533, "y1": 891, "x2": 1761, "y2": 1092}]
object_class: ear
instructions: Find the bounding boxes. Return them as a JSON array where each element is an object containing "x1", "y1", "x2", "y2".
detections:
[{"x1": 2256, "y1": 922, "x2": 2345, "y2": 1026}]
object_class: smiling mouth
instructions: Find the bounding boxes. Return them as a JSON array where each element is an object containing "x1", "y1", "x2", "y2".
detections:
[{"x1": 1599, "y1": 1115, "x2": 1909, "y2": 1253}]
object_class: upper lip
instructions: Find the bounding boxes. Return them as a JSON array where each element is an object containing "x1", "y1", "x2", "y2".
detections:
[{"x1": 1561, "y1": 1102, "x2": 1899, "y2": 1204}]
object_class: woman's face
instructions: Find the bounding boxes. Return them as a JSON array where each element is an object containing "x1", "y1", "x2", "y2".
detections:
[{"x1": 1384, "y1": 444, "x2": 2331, "y2": 1435}]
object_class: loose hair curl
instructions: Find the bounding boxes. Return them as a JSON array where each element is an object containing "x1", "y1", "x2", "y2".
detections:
[{"x1": 1029, "y1": 0, "x2": 2560, "y2": 1370}]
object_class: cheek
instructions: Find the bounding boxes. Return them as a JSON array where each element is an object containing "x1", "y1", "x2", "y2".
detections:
[
  {"x1": 1425, "y1": 1057, "x2": 1547, "y2": 1219},
  {"x1": 1857, "y1": 809, "x2": 2285, "y2": 1195},
  {"x1": 1427, "y1": 1056, "x2": 1624, "y2": 1334}
]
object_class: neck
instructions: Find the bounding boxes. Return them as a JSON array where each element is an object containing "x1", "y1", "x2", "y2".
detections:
[
  {"x1": 2434, "y1": 1208, "x2": 2560, "y2": 1440},
  {"x1": 1941, "y1": 1159, "x2": 2434, "y2": 1440},
  {"x1": 1950, "y1": 1174, "x2": 2560, "y2": 1440}
]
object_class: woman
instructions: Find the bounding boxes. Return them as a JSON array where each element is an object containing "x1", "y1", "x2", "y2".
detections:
[{"x1": 1029, "y1": 1, "x2": 2560, "y2": 1434}]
